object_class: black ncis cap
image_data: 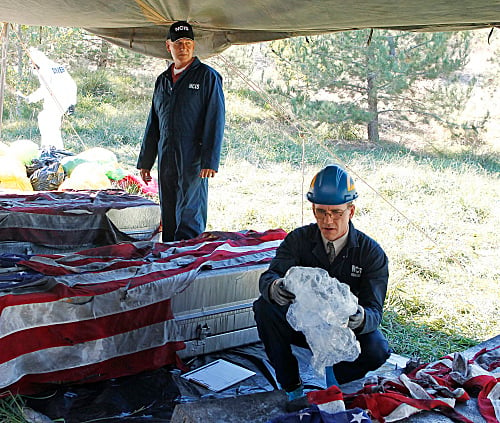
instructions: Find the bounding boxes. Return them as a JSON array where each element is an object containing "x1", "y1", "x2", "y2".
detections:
[{"x1": 168, "y1": 21, "x2": 194, "y2": 41}]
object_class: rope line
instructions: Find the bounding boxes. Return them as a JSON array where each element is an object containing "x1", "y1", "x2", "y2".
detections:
[{"x1": 215, "y1": 52, "x2": 467, "y2": 270}]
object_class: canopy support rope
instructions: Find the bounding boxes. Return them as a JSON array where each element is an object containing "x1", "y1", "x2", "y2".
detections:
[
  {"x1": 217, "y1": 52, "x2": 468, "y2": 271},
  {"x1": 215, "y1": 54, "x2": 313, "y2": 227}
]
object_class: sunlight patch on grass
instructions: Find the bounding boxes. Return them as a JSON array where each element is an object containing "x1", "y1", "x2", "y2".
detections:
[
  {"x1": 209, "y1": 154, "x2": 499, "y2": 360},
  {"x1": 226, "y1": 92, "x2": 272, "y2": 123}
]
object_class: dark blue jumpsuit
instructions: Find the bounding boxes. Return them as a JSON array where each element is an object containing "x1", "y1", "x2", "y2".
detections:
[
  {"x1": 137, "y1": 58, "x2": 225, "y2": 241},
  {"x1": 253, "y1": 221, "x2": 390, "y2": 391}
]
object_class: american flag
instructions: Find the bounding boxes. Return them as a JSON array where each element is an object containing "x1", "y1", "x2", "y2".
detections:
[
  {"x1": 0, "y1": 190, "x2": 160, "y2": 248},
  {"x1": 0, "y1": 229, "x2": 286, "y2": 395},
  {"x1": 266, "y1": 406, "x2": 372, "y2": 423},
  {"x1": 269, "y1": 347, "x2": 499, "y2": 423},
  {"x1": 344, "y1": 345, "x2": 500, "y2": 423}
]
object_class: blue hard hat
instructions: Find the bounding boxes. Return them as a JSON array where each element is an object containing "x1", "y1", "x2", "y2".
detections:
[{"x1": 306, "y1": 164, "x2": 358, "y2": 205}]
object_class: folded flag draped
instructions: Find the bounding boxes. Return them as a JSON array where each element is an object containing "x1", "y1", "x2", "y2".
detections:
[{"x1": 0, "y1": 190, "x2": 161, "y2": 248}]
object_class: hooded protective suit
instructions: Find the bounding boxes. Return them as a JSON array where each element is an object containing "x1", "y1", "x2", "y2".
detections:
[{"x1": 25, "y1": 48, "x2": 77, "y2": 149}]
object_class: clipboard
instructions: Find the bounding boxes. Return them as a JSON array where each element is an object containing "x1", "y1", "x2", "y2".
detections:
[{"x1": 180, "y1": 359, "x2": 256, "y2": 392}]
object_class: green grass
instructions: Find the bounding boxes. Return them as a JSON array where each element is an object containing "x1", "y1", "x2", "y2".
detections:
[
  {"x1": 0, "y1": 42, "x2": 498, "y2": 420},
  {"x1": 0, "y1": 393, "x2": 60, "y2": 423},
  {"x1": 2, "y1": 70, "x2": 498, "y2": 363},
  {"x1": 206, "y1": 154, "x2": 499, "y2": 362},
  {"x1": 0, "y1": 394, "x2": 26, "y2": 423}
]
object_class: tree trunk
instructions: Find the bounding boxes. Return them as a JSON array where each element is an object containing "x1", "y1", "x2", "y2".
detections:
[
  {"x1": 0, "y1": 23, "x2": 10, "y2": 137},
  {"x1": 367, "y1": 71, "x2": 379, "y2": 143},
  {"x1": 16, "y1": 25, "x2": 23, "y2": 118}
]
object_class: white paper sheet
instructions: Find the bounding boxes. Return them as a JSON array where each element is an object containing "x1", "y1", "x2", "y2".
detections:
[{"x1": 180, "y1": 359, "x2": 256, "y2": 392}]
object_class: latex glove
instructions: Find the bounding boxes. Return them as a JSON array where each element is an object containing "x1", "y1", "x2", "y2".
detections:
[
  {"x1": 348, "y1": 304, "x2": 365, "y2": 330},
  {"x1": 269, "y1": 278, "x2": 295, "y2": 306}
]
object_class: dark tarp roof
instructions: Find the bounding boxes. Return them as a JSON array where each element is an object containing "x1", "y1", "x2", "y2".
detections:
[{"x1": 1, "y1": 0, "x2": 499, "y2": 58}]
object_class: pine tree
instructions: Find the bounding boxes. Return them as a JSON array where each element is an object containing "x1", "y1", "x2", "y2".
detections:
[{"x1": 269, "y1": 30, "x2": 473, "y2": 142}]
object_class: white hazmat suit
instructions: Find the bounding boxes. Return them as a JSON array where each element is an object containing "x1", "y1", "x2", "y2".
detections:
[{"x1": 23, "y1": 48, "x2": 77, "y2": 150}]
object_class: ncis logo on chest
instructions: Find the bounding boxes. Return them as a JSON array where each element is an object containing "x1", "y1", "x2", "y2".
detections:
[
  {"x1": 188, "y1": 83, "x2": 200, "y2": 90},
  {"x1": 351, "y1": 265, "x2": 362, "y2": 277}
]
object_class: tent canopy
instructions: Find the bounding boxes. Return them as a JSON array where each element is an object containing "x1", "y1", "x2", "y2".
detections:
[{"x1": 1, "y1": 0, "x2": 499, "y2": 58}]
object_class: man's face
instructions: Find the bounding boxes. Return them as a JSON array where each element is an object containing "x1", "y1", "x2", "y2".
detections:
[
  {"x1": 313, "y1": 203, "x2": 355, "y2": 241},
  {"x1": 166, "y1": 38, "x2": 195, "y2": 67}
]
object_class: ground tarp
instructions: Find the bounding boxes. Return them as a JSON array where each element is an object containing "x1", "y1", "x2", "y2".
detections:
[{"x1": 18, "y1": 338, "x2": 500, "y2": 423}]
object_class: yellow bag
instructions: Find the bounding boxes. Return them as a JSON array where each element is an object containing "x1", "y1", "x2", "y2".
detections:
[
  {"x1": 8, "y1": 139, "x2": 40, "y2": 165},
  {"x1": 59, "y1": 162, "x2": 111, "y2": 191},
  {"x1": 0, "y1": 156, "x2": 33, "y2": 191},
  {"x1": 61, "y1": 147, "x2": 123, "y2": 179}
]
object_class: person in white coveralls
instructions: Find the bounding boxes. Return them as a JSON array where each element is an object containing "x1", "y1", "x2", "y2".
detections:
[{"x1": 18, "y1": 48, "x2": 77, "y2": 150}]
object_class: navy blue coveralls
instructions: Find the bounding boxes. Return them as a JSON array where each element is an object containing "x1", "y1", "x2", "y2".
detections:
[
  {"x1": 253, "y1": 221, "x2": 390, "y2": 391},
  {"x1": 137, "y1": 57, "x2": 225, "y2": 241}
]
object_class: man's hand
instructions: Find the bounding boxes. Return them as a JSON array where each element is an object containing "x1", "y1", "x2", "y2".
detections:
[
  {"x1": 269, "y1": 278, "x2": 295, "y2": 306},
  {"x1": 199, "y1": 168, "x2": 216, "y2": 178},
  {"x1": 348, "y1": 304, "x2": 365, "y2": 330},
  {"x1": 139, "y1": 169, "x2": 152, "y2": 184}
]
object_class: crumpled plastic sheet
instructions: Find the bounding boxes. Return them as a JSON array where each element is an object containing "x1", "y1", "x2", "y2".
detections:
[{"x1": 283, "y1": 266, "x2": 361, "y2": 375}]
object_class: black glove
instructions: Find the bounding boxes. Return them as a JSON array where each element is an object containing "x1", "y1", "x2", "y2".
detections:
[
  {"x1": 348, "y1": 304, "x2": 365, "y2": 330},
  {"x1": 269, "y1": 278, "x2": 295, "y2": 306}
]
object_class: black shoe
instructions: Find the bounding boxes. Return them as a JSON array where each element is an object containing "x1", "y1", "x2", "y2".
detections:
[{"x1": 285, "y1": 395, "x2": 310, "y2": 413}]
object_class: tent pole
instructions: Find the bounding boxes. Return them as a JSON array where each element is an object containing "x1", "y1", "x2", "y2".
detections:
[{"x1": 0, "y1": 23, "x2": 9, "y2": 138}]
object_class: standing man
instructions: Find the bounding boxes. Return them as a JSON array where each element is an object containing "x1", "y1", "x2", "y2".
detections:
[
  {"x1": 253, "y1": 164, "x2": 390, "y2": 407},
  {"x1": 137, "y1": 21, "x2": 225, "y2": 242}
]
